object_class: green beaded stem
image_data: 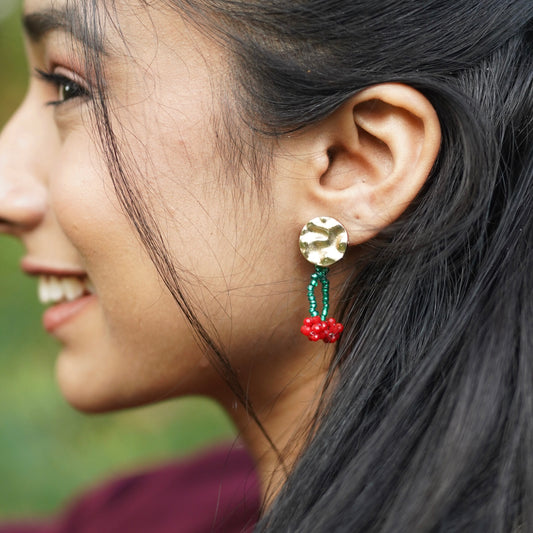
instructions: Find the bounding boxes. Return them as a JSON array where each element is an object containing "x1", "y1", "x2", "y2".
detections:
[{"x1": 307, "y1": 266, "x2": 330, "y2": 321}]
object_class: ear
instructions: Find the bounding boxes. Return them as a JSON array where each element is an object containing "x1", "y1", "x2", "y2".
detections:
[{"x1": 277, "y1": 83, "x2": 441, "y2": 245}]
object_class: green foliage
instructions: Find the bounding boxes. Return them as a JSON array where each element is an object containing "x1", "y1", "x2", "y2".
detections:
[
  {"x1": 0, "y1": 4, "x2": 27, "y2": 126},
  {"x1": 0, "y1": 9, "x2": 236, "y2": 520}
]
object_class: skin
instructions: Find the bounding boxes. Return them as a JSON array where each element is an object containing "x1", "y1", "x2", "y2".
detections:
[{"x1": 0, "y1": 0, "x2": 441, "y2": 498}]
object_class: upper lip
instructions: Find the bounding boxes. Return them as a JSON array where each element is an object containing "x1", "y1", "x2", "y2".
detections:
[{"x1": 21, "y1": 257, "x2": 88, "y2": 278}]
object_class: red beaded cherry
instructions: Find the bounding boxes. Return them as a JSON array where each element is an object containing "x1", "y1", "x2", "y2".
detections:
[
  {"x1": 300, "y1": 325, "x2": 312, "y2": 336},
  {"x1": 300, "y1": 316, "x2": 343, "y2": 343}
]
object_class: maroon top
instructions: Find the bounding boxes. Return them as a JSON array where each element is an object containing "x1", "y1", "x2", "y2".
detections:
[{"x1": 0, "y1": 445, "x2": 260, "y2": 533}]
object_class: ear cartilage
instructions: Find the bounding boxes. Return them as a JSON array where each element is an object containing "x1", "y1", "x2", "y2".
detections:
[{"x1": 298, "y1": 217, "x2": 347, "y2": 343}]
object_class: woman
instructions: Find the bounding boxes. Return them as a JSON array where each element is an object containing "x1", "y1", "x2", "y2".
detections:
[{"x1": 1, "y1": 0, "x2": 532, "y2": 531}]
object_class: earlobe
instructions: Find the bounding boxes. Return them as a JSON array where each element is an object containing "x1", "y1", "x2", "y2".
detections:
[{"x1": 296, "y1": 83, "x2": 441, "y2": 245}]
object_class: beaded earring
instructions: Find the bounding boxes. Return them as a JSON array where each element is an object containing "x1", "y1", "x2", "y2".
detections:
[{"x1": 299, "y1": 216, "x2": 348, "y2": 343}]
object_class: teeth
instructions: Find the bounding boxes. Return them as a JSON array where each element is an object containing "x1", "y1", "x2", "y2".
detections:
[
  {"x1": 38, "y1": 275, "x2": 95, "y2": 305},
  {"x1": 62, "y1": 278, "x2": 84, "y2": 301},
  {"x1": 48, "y1": 276, "x2": 63, "y2": 302},
  {"x1": 38, "y1": 277, "x2": 50, "y2": 304}
]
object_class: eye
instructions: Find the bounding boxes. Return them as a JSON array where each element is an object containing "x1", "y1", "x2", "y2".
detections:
[
  {"x1": 35, "y1": 68, "x2": 90, "y2": 106},
  {"x1": 57, "y1": 78, "x2": 87, "y2": 103}
]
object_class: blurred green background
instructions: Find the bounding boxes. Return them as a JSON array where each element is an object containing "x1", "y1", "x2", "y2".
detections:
[{"x1": 0, "y1": 3, "x2": 235, "y2": 520}]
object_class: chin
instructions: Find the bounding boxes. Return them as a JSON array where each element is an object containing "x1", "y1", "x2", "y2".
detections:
[
  {"x1": 55, "y1": 351, "x2": 136, "y2": 414},
  {"x1": 57, "y1": 380, "x2": 159, "y2": 414},
  {"x1": 54, "y1": 351, "x2": 187, "y2": 414},
  {"x1": 56, "y1": 376, "x2": 125, "y2": 414}
]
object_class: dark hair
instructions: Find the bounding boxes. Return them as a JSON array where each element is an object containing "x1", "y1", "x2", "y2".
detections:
[{"x1": 83, "y1": 0, "x2": 533, "y2": 530}]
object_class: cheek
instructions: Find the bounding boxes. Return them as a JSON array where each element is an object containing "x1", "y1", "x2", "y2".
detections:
[
  {"x1": 48, "y1": 135, "x2": 219, "y2": 408},
  {"x1": 50, "y1": 136, "x2": 172, "y2": 333},
  {"x1": 50, "y1": 134, "x2": 134, "y2": 280}
]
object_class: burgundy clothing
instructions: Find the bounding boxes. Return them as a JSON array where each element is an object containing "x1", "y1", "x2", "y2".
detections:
[{"x1": 0, "y1": 445, "x2": 260, "y2": 533}]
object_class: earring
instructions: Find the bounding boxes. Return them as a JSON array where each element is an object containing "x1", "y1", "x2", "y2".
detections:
[{"x1": 299, "y1": 216, "x2": 348, "y2": 343}]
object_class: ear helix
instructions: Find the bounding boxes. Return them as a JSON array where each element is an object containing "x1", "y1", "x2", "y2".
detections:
[{"x1": 299, "y1": 216, "x2": 347, "y2": 343}]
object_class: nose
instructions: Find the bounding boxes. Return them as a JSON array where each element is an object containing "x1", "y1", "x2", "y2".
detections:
[{"x1": 0, "y1": 96, "x2": 48, "y2": 236}]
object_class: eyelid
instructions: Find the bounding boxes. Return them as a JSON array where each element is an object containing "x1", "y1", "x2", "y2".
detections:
[{"x1": 34, "y1": 66, "x2": 91, "y2": 106}]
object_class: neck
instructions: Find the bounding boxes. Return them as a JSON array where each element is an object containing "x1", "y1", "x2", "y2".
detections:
[{"x1": 219, "y1": 344, "x2": 331, "y2": 506}]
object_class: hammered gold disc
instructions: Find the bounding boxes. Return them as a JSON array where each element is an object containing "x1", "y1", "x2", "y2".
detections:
[{"x1": 299, "y1": 216, "x2": 348, "y2": 266}]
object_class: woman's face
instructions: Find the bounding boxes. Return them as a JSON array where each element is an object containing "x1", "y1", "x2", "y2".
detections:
[{"x1": 0, "y1": 0, "x2": 313, "y2": 412}]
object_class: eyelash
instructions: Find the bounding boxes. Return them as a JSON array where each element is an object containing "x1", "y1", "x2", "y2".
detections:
[{"x1": 35, "y1": 68, "x2": 91, "y2": 107}]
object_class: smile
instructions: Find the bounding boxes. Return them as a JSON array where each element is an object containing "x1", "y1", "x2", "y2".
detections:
[
  {"x1": 21, "y1": 259, "x2": 98, "y2": 333},
  {"x1": 38, "y1": 275, "x2": 96, "y2": 305},
  {"x1": 35, "y1": 274, "x2": 97, "y2": 334}
]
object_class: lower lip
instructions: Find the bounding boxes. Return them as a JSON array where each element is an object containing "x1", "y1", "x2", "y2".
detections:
[{"x1": 43, "y1": 295, "x2": 96, "y2": 333}]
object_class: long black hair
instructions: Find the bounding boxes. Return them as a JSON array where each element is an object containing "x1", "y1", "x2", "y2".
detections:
[{"x1": 81, "y1": 1, "x2": 533, "y2": 530}]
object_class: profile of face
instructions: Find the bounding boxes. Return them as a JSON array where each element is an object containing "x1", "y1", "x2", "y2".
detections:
[
  {"x1": 0, "y1": 0, "x2": 311, "y2": 413},
  {"x1": 0, "y1": 0, "x2": 440, "y2": 440}
]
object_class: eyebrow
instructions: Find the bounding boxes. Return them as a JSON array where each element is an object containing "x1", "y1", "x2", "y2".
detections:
[{"x1": 23, "y1": 7, "x2": 105, "y2": 54}]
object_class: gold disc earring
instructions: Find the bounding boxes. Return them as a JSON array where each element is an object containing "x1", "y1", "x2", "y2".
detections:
[{"x1": 299, "y1": 216, "x2": 348, "y2": 343}]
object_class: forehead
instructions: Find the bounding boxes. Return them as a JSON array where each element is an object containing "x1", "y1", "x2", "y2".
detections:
[
  {"x1": 22, "y1": 0, "x2": 199, "y2": 54},
  {"x1": 22, "y1": 0, "x2": 154, "y2": 61},
  {"x1": 24, "y1": 0, "x2": 68, "y2": 13}
]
